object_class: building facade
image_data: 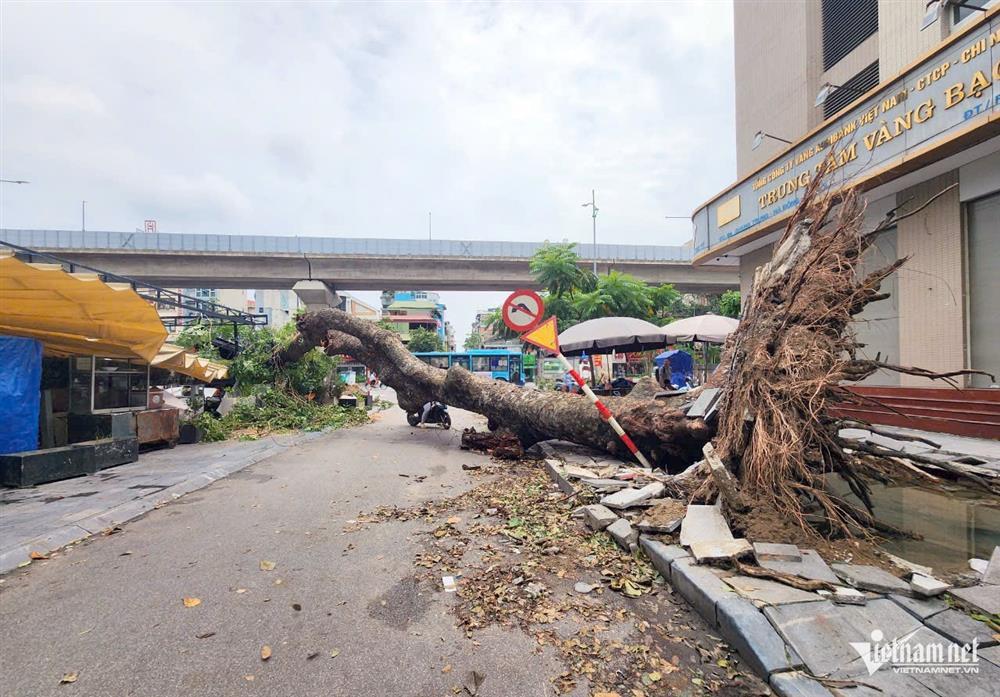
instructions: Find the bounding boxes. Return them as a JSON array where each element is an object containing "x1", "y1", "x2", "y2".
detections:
[
  {"x1": 380, "y1": 291, "x2": 448, "y2": 346},
  {"x1": 695, "y1": 0, "x2": 999, "y2": 388}
]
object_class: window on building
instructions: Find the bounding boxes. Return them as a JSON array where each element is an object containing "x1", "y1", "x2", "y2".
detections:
[
  {"x1": 194, "y1": 288, "x2": 217, "y2": 301},
  {"x1": 967, "y1": 192, "x2": 1000, "y2": 388},
  {"x1": 821, "y1": 0, "x2": 878, "y2": 71},
  {"x1": 824, "y1": 60, "x2": 879, "y2": 119},
  {"x1": 954, "y1": 0, "x2": 988, "y2": 24}
]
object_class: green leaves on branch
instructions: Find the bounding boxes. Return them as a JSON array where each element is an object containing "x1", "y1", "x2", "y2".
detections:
[{"x1": 408, "y1": 327, "x2": 445, "y2": 352}]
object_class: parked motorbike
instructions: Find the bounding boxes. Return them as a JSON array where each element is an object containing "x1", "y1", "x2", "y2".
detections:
[{"x1": 406, "y1": 402, "x2": 451, "y2": 429}]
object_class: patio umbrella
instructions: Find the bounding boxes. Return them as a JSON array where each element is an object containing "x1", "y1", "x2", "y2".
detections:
[
  {"x1": 558, "y1": 316, "x2": 667, "y2": 357},
  {"x1": 661, "y1": 313, "x2": 739, "y2": 344}
]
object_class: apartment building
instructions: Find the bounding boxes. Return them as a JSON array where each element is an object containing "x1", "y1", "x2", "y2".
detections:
[{"x1": 694, "y1": 1, "x2": 999, "y2": 392}]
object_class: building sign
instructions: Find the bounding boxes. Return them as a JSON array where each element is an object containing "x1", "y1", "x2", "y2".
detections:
[{"x1": 693, "y1": 14, "x2": 1000, "y2": 263}]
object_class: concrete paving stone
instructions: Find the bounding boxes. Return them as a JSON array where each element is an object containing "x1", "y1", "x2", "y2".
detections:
[
  {"x1": 925, "y1": 609, "x2": 999, "y2": 648},
  {"x1": 0, "y1": 524, "x2": 91, "y2": 574},
  {"x1": 671, "y1": 557, "x2": 736, "y2": 627},
  {"x1": 636, "y1": 517, "x2": 682, "y2": 534},
  {"x1": 639, "y1": 538, "x2": 689, "y2": 582},
  {"x1": 158, "y1": 473, "x2": 217, "y2": 500},
  {"x1": 831, "y1": 563, "x2": 911, "y2": 595},
  {"x1": 948, "y1": 584, "x2": 1000, "y2": 616},
  {"x1": 679, "y1": 503, "x2": 734, "y2": 546},
  {"x1": 969, "y1": 558, "x2": 988, "y2": 575},
  {"x1": 769, "y1": 671, "x2": 835, "y2": 697},
  {"x1": 764, "y1": 601, "x2": 894, "y2": 677},
  {"x1": 858, "y1": 598, "x2": 923, "y2": 644},
  {"x1": 909, "y1": 573, "x2": 950, "y2": 597},
  {"x1": 76, "y1": 498, "x2": 158, "y2": 534},
  {"x1": 690, "y1": 538, "x2": 753, "y2": 563},
  {"x1": 563, "y1": 464, "x2": 599, "y2": 479},
  {"x1": 600, "y1": 481, "x2": 665, "y2": 510},
  {"x1": 754, "y1": 542, "x2": 802, "y2": 563},
  {"x1": 911, "y1": 646, "x2": 1000, "y2": 697},
  {"x1": 687, "y1": 388, "x2": 720, "y2": 418},
  {"x1": 888, "y1": 593, "x2": 948, "y2": 621},
  {"x1": 829, "y1": 667, "x2": 939, "y2": 697},
  {"x1": 761, "y1": 550, "x2": 840, "y2": 585},
  {"x1": 724, "y1": 575, "x2": 824, "y2": 607},
  {"x1": 979, "y1": 644, "x2": 1000, "y2": 668},
  {"x1": 578, "y1": 478, "x2": 629, "y2": 491},
  {"x1": 542, "y1": 459, "x2": 575, "y2": 495},
  {"x1": 581, "y1": 504, "x2": 618, "y2": 532},
  {"x1": 982, "y1": 546, "x2": 1000, "y2": 585},
  {"x1": 606, "y1": 518, "x2": 638, "y2": 552},
  {"x1": 716, "y1": 596, "x2": 803, "y2": 677}
]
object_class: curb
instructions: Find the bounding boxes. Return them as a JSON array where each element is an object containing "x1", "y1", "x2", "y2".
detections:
[{"x1": 0, "y1": 430, "x2": 323, "y2": 576}]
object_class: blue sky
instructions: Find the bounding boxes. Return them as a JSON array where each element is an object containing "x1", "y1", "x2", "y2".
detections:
[{"x1": 1, "y1": 0, "x2": 736, "y2": 342}]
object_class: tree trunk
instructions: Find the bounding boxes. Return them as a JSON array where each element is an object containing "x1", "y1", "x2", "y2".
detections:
[{"x1": 274, "y1": 309, "x2": 713, "y2": 470}]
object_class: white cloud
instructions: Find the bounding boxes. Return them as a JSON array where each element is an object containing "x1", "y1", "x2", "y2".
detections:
[{"x1": 0, "y1": 0, "x2": 735, "y2": 343}]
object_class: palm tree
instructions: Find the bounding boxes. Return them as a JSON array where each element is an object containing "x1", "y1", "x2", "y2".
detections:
[{"x1": 529, "y1": 243, "x2": 594, "y2": 297}]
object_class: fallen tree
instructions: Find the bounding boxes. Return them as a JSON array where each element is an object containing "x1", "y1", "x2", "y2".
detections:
[{"x1": 274, "y1": 165, "x2": 995, "y2": 535}]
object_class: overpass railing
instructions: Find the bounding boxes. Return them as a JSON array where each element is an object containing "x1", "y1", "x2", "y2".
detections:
[{"x1": 0, "y1": 229, "x2": 693, "y2": 262}]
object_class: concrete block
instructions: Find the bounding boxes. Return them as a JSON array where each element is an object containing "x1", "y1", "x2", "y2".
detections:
[
  {"x1": 764, "y1": 601, "x2": 873, "y2": 677},
  {"x1": 690, "y1": 538, "x2": 753, "y2": 563},
  {"x1": 600, "y1": 482, "x2": 665, "y2": 510},
  {"x1": 769, "y1": 671, "x2": 834, "y2": 697},
  {"x1": 606, "y1": 518, "x2": 638, "y2": 552},
  {"x1": 888, "y1": 593, "x2": 948, "y2": 621},
  {"x1": 909, "y1": 573, "x2": 950, "y2": 597},
  {"x1": 581, "y1": 504, "x2": 618, "y2": 532},
  {"x1": 979, "y1": 644, "x2": 1000, "y2": 669},
  {"x1": 925, "y1": 608, "x2": 999, "y2": 648},
  {"x1": 761, "y1": 550, "x2": 840, "y2": 585},
  {"x1": 636, "y1": 517, "x2": 682, "y2": 534},
  {"x1": 753, "y1": 542, "x2": 801, "y2": 562},
  {"x1": 983, "y1": 546, "x2": 1000, "y2": 585},
  {"x1": 563, "y1": 464, "x2": 599, "y2": 479},
  {"x1": 542, "y1": 459, "x2": 575, "y2": 495},
  {"x1": 639, "y1": 537, "x2": 689, "y2": 582},
  {"x1": 679, "y1": 503, "x2": 734, "y2": 546},
  {"x1": 948, "y1": 584, "x2": 1000, "y2": 616},
  {"x1": 831, "y1": 563, "x2": 911, "y2": 595},
  {"x1": 670, "y1": 557, "x2": 735, "y2": 626},
  {"x1": 911, "y1": 643, "x2": 1000, "y2": 697},
  {"x1": 716, "y1": 596, "x2": 803, "y2": 677},
  {"x1": 578, "y1": 478, "x2": 629, "y2": 491},
  {"x1": 687, "y1": 388, "x2": 720, "y2": 418},
  {"x1": 292, "y1": 279, "x2": 339, "y2": 310},
  {"x1": 723, "y1": 575, "x2": 822, "y2": 607}
]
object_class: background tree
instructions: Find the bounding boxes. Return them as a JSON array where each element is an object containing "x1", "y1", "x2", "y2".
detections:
[
  {"x1": 463, "y1": 332, "x2": 484, "y2": 350},
  {"x1": 717, "y1": 290, "x2": 741, "y2": 318},
  {"x1": 408, "y1": 327, "x2": 445, "y2": 352}
]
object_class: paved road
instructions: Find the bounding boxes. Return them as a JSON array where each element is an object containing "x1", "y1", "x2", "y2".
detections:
[{"x1": 0, "y1": 407, "x2": 573, "y2": 696}]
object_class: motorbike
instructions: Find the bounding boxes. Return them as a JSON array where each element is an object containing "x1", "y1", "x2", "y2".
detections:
[{"x1": 406, "y1": 402, "x2": 451, "y2": 429}]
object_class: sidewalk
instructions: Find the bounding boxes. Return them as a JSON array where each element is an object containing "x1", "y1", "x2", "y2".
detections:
[{"x1": 0, "y1": 431, "x2": 326, "y2": 575}]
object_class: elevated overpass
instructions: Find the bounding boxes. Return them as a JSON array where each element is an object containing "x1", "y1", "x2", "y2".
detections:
[{"x1": 0, "y1": 229, "x2": 738, "y2": 294}]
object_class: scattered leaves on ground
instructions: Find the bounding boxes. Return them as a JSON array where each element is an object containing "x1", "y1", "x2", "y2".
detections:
[
  {"x1": 260, "y1": 645, "x2": 272, "y2": 661},
  {"x1": 59, "y1": 673, "x2": 78, "y2": 684},
  {"x1": 182, "y1": 597, "x2": 201, "y2": 608},
  {"x1": 30, "y1": 551, "x2": 49, "y2": 560},
  {"x1": 259, "y1": 560, "x2": 276, "y2": 571}
]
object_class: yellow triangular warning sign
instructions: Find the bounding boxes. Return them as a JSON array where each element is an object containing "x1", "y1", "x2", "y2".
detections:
[{"x1": 520, "y1": 316, "x2": 559, "y2": 353}]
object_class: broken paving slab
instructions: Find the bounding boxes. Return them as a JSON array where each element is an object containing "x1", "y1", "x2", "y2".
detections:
[
  {"x1": 831, "y1": 587, "x2": 867, "y2": 606},
  {"x1": 606, "y1": 518, "x2": 639, "y2": 552},
  {"x1": 637, "y1": 498, "x2": 685, "y2": 533},
  {"x1": 562, "y1": 464, "x2": 600, "y2": 479},
  {"x1": 924, "y1": 608, "x2": 999, "y2": 648},
  {"x1": 679, "y1": 503, "x2": 734, "y2": 546},
  {"x1": 690, "y1": 538, "x2": 753, "y2": 564},
  {"x1": 578, "y1": 478, "x2": 629, "y2": 491},
  {"x1": 753, "y1": 542, "x2": 801, "y2": 563},
  {"x1": 542, "y1": 459, "x2": 575, "y2": 495},
  {"x1": 723, "y1": 575, "x2": 822, "y2": 607},
  {"x1": 947, "y1": 583, "x2": 1000, "y2": 616},
  {"x1": 716, "y1": 596, "x2": 804, "y2": 677},
  {"x1": 581, "y1": 504, "x2": 618, "y2": 532},
  {"x1": 763, "y1": 601, "x2": 869, "y2": 677},
  {"x1": 687, "y1": 387, "x2": 720, "y2": 419},
  {"x1": 831, "y1": 563, "x2": 911, "y2": 595},
  {"x1": 759, "y1": 550, "x2": 840, "y2": 585},
  {"x1": 909, "y1": 636, "x2": 1000, "y2": 697},
  {"x1": 670, "y1": 557, "x2": 735, "y2": 626},
  {"x1": 909, "y1": 573, "x2": 950, "y2": 597},
  {"x1": 600, "y1": 481, "x2": 664, "y2": 510},
  {"x1": 888, "y1": 593, "x2": 948, "y2": 620}
]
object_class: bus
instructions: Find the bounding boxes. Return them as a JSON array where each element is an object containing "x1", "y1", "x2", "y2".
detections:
[{"x1": 413, "y1": 349, "x2": 523, "y2": 382}]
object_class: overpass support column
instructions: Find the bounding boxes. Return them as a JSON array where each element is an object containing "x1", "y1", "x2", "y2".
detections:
[{"x1": 292, "y1": 280, "x2": 340, "y2": 311}]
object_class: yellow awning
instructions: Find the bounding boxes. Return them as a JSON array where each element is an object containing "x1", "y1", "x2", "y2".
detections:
[
  {"x1": 150, "y1": 343, "x2": 229, "y2": 382},
  {"x1": 0, "y1": 250, "x2": 168, "y2": 362}
]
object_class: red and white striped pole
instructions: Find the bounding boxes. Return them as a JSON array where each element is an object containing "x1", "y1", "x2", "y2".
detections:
[{"x1": 555, "y1": 353, "x2": 653, "y2": 468}]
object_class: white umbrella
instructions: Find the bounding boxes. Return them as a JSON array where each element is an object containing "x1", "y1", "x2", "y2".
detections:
[
  {"x1": 661, "y1": 313, "x2": 739, "y2": 344},
  {"x1": 558, "y1": 316, "x2": 667, "y2": 356}
]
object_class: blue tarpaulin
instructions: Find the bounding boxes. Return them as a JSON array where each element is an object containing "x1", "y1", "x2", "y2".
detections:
[
  {"x1": 0, "y1": 335, "x2": 43, "y2": 455},
  {"x1": 653, "y1": 349, "x2": 693, "y2": 387}
]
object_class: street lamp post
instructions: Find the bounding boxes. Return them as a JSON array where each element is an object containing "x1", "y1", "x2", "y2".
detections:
[{"x1": 581, "y1": 190, "x2": 598, "y2": 276}]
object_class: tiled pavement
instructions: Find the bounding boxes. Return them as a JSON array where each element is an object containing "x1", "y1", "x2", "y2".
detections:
[{"x1": 0, "y1": 431, "x2": 326, "y2": 574}]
